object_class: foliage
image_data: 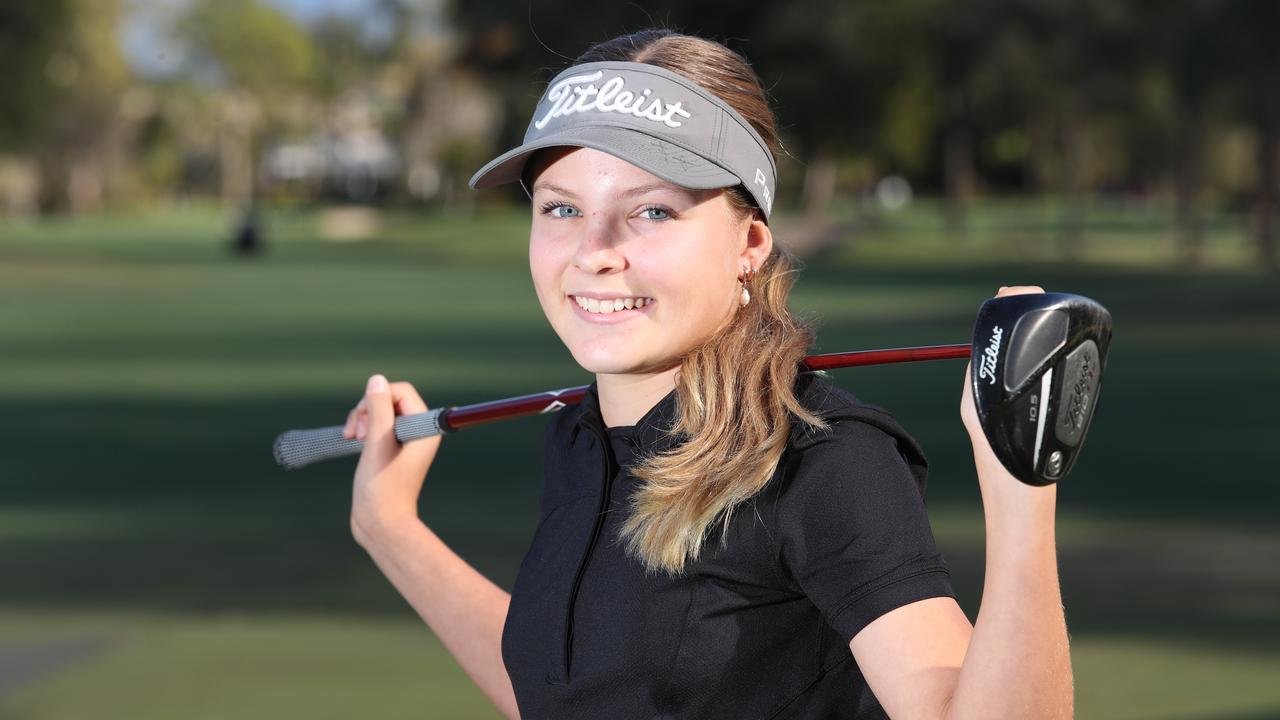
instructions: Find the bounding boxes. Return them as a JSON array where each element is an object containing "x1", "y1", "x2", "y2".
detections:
[{"x1": 176, "y1": 0, "x2": 317, "y2": 94}]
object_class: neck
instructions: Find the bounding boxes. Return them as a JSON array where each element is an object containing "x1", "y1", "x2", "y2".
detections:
[{"x1": 596, "y1": 366, "x2": 680, "y2": 428}]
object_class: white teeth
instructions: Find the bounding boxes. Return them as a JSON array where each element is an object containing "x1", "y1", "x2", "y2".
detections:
[{"x1": 573, "y1": 296, "x2": 653, "y2": 314}]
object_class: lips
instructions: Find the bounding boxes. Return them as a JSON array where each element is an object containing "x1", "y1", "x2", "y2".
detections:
[
  {"x1": 569, "y1": 294, "x2": 655, "y2": 323},
  {"x1": 571, "y1": 294, "x2": 653, "y2": 313}
]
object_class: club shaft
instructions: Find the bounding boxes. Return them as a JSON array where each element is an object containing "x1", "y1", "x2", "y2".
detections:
[
  {"x1": 423, "y1": 343, "x2": 972, "y2": 432},
  {"x1": 272, "y1": 342, "x2": 971, "y2": 469}
]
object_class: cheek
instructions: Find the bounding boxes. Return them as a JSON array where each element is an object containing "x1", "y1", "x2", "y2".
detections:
[
  {"x1": 668, "y1": 242, "x2": 731, "y2": 295},
  {"x1": 528, "y1": 239, "x2": 562, "y2": 305},
  {"x1": 641, "y1": 248, "x2": 733, "y2": 319}
]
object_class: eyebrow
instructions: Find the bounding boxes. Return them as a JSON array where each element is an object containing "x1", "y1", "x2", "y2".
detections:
[{"x1": 531, "y1": 181, "x2": 684, "y2": 200}]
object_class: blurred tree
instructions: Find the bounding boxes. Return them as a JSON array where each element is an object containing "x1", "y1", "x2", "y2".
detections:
[
  {"x1": 1003, "y1": 0, "x2": 1141, "y2": 259},
  {"x1": 49, "y1": 0, "x2": 133, "y2": 212},
  {"x1": 311, "y1": 16, "x2": 387, "y2": 104},
  {"x1": 1215, "y1": 0, "x2": 1280, "y2": 271},
  {"x1": 757, "y1": 0, "x2": 930, "y2": 216},
  {"x1": 1132, "y1": 0, "x2": 1228, "y2": 269},
  {"x1": 0, "y1": 0, "x2": 132, "y2": 213},
  {"x1": 0, "y1": 0, "x2": 74, "y2": 152},
  {"x1": 179, "y1": 0, "x2": 316, "y2": 93},
  {"x1": 176, "y1": 0, "x2": 319, "y2": 206}
]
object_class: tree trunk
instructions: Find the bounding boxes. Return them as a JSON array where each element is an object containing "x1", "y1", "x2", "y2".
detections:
[
  {"x1": 801, "y1": 152, "x2": 837, "y2": 218},
  {"x1": 1058, "y1": 113, "x2": 1086, "y2": 262},
  {"x1": 944, "y1": 126, "x2": 974, "y2": 238},
  {"x1": 218, "y1": 93, "x2": 258, "y2": 209},
  {"x1": 1256, "y1": 119, "x2": 1278, "y2": 272},
  {"x1": 942, "y1": 90, "x2": 974, "y2": 239},
  {"x1": 1173, "y1": 117, "x2": 1204, "y2": 268}
]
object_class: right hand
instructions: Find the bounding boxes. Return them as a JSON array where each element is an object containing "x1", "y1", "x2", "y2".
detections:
[{"x1": 344, "y1": 374, "x2": 442, "y2": 546}]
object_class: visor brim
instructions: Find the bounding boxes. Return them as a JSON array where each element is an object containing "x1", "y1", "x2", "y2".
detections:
[{"x1": 468, "y1": 125, "x2": 741, "y2": 193}]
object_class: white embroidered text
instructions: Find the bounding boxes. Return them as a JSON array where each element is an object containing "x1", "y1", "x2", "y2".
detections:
[
  {"x1": 754, "y1": 168, "x2": 773, "y2": 213},
  {"x1": 534, "y1": 71, "x2": 693, "y2": 130}
]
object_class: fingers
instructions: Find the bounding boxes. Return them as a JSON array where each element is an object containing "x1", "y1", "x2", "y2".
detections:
[
  {"x1": 961, "y1": 359, "x2": 973, "y2": 404},
  {"x1": 388, "y1": 381, "x2": 428, "y2": 416},
  {"x1": 996, "y1": 285, "x2": 1045, "y2": 297},
  {"x1": 960, "y1": 359, "x2": 981, "y2": 439},
  {"x1": 343, "y1": 378, "x2": 430, "y2": 441},
  {"x1": 360, "y1": 374, "x2": 396, "y2": 466},
  {"x1": 343, "y1": 397, "x2": 368, "y2": 439}
]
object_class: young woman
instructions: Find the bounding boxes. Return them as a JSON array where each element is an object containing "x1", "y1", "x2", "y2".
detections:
[{"x1": 341, "y1": 29, "x2": 1073, "y2": 720}]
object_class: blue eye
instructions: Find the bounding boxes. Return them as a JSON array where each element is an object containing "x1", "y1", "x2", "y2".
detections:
[
  {"x1": 539, "y1": 201, "x2": 581, "y2": 218},
  {"x1": 537, "y1": 201, "x2": 675, "y2": 221},
  {"x1": 640, "y1": 205, "x2": 673, "y2": 221}
]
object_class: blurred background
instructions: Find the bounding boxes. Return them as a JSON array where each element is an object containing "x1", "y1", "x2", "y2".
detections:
[{"x1": 1, "y1": 0, "x2": 1277, "y2": 718}]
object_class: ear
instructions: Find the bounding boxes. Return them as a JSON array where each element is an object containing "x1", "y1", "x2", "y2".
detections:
[{"x1": 739, "y1": 212, "x2": 773, "y2": 275}]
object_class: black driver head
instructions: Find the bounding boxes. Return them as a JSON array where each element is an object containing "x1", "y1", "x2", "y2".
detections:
[{"x1": 970, "y1": 292, "x2": 1112, "y2": 486}]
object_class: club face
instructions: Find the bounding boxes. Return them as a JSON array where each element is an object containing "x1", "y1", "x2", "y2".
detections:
[{"x1": 970, "y1": 292, "x2": 1112, "y2": 486}]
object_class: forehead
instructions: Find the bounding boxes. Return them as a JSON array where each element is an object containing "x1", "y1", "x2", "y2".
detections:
[{"x1": 527, "y1": 147, "x2": 684, "y2": 193}]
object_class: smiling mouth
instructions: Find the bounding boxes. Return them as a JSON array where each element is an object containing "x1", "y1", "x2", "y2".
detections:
[{"x1": 570, "y1": 295, "x2": 655, "y2": 315}]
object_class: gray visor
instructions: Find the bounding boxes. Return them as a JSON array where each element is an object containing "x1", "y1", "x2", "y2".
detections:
[{"x1": 468, "y1": 60, "x2": 777, "y2": 221}]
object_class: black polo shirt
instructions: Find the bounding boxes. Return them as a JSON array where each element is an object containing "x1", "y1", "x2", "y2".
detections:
[{"x1": 502, "y1": 368, "x2": 956, "y2": 719}]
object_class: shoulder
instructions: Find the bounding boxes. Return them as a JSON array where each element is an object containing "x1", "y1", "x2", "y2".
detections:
[
  {"x1": 767, "y1": 372, "x2": 951, "y2": 626},
  {"x1": 782, "y1": 370, "x2": 930, "y2": 497}
]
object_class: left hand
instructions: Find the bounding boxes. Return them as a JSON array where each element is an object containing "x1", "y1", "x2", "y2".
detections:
[{"x1": 961, "y1": 287, "x2": 1055, "y2": 502}]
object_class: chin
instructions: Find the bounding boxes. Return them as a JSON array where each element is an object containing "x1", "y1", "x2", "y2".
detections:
[
  {"x1": 573, "y1": 347, "x2": 684, "y2": 378},
  {"x1": 569, "y1": 346, "x2": 639, "y2": 375}
]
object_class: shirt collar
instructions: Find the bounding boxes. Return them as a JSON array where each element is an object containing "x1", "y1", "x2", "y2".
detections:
[
  {"x1": 571, "y1": 379, "x2": 685, "y2": 453},
  {"x1": 566, "y1": 367, "x2": 833, "y2": 453}
]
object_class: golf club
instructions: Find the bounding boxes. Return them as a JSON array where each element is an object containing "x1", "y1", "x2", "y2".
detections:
[
  {"x1": 272, "y1": 344, "x2": 971, "y2": 471},
  {"x1": 273, "y1": 292, "x2": 1112, "y2": 485}
]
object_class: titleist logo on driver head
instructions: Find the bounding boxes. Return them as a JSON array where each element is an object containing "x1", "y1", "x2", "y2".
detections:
[
  {"x1": 534, "y1": 70, "x2": 694, "y2": 130},
  {"x1": 1065, "y1": 347, "x2": 1095, "y2": 430},
  {"x1": 978, "y1": 325, "x2": 1003, "y2": 385}
]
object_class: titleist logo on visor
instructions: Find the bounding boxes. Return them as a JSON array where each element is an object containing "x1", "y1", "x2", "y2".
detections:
[
  {"x1": 533, "y1": 70, "x2": 694, "y2": 131},
  {"x1": 464, "y1": 60, "x2": 777, "y2": 222}
]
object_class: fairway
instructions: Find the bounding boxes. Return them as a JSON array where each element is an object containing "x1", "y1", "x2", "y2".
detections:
[{"x1": 1, "y1": 203, "x2": 1278, "y2": 718}]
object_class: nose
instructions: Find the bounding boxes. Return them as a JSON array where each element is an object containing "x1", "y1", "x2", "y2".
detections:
[{"x1": 572, "y1": 216, "x2": 627, "y2": 274}]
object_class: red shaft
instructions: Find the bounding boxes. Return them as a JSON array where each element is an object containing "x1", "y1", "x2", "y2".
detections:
[{"x1": 440, "y1": 343, "x2": 971, "y2": 432}]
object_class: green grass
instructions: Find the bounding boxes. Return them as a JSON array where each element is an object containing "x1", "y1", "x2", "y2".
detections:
[
  {"x1": 1, "y1": 200, "x2": 1277, "y2": 718},
  {"x1": 0, "y1": 612, "x2": 499, "y2": 720}
]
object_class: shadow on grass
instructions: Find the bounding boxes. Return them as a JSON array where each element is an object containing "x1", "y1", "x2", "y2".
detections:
[{"x1": 3, "y1": 385, "x2": 1278, "y2": 658}]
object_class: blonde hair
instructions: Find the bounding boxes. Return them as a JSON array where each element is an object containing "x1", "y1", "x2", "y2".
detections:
[{"x1": 570, "y1": 29, "x2": 830, "y2": 577}]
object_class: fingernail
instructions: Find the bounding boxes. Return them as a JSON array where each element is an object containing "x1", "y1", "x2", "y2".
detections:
[{"x1": 368, "y1": 374, "x2": 386, "y2": 393}]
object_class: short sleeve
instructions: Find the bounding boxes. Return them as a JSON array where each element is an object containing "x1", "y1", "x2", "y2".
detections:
[{"x1": 775, "y1": 418, "x2": 956, "y2": 643}]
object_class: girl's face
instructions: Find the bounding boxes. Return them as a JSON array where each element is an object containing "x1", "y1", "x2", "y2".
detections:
[{"x1": 527, "y1": 146, "x2": 767, "y2": 377}]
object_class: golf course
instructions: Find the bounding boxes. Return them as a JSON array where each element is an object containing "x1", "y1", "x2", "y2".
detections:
[{"x1": 1, "y1": 200, "x2": 1277, "y2": 719}]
